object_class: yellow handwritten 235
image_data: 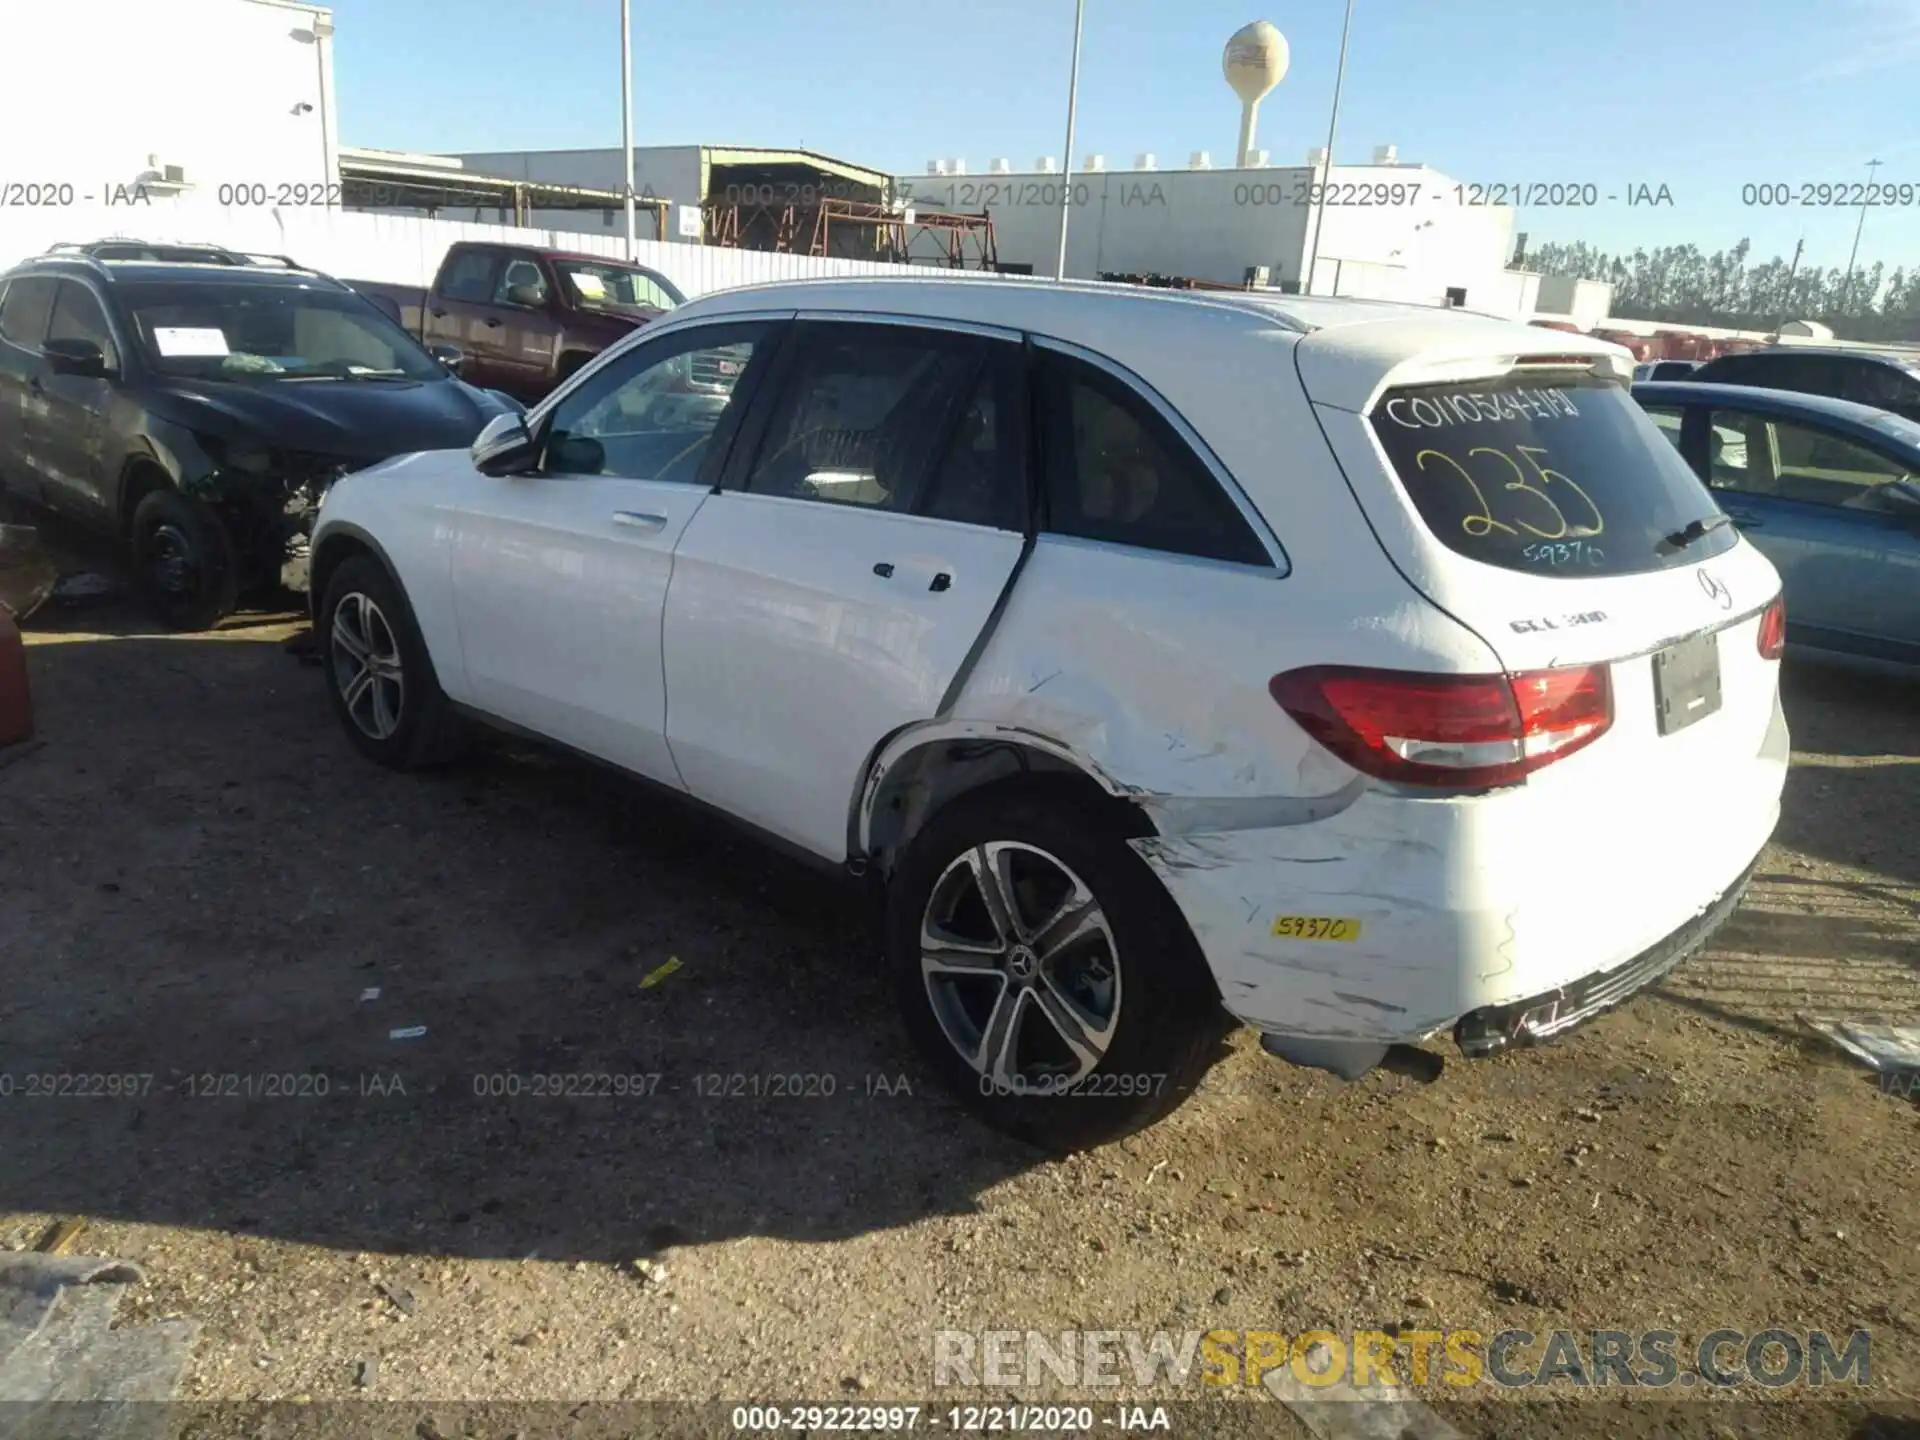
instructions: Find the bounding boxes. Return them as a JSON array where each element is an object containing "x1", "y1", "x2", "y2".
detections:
[{"x1": 1414, "y1": 444, "x2": 1605, "y2": 540}]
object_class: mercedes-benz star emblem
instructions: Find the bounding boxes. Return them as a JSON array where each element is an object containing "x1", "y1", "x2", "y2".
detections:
[{"x1": 1697, "y1": 569, "x2": 1732, "y2": 610}]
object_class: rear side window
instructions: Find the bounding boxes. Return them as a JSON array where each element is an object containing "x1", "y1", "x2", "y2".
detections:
[
  {"x1": 1037, "y1": 351, "x2": 1269, "y2": 565},
  {"x1": 1705, "y1": 407, "x2": 1914, "y2": 507},
  {"x1": 1843, "y1": 359, "x2": 1920, "y2": 413},
  {"x1": 742, "y1": 322, "x2": 984, "y2": 513},
  {"x1": 0, "y1": 276, "x2": 57, "y2": 348},
  {"x1": 1695, "y1": 353, "x2": 1781, "y2": 386},
  {"x1": 1370, "y1": 374, "x2": 1734, "y2": 577},
  {"x1": 918, "y1": 343, "x2": 1028, "y2": 531},
  {"x1": 1640, "y1": 402, "x2": 1686, "y2": 455},
  {"x1": 492, "y1": 256, "x2": 549, "y2": 306},
  {"x1": 439, "y1": 249, "x2": 499, "y2": 302}
]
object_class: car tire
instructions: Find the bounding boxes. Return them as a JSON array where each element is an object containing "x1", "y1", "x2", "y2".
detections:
[
  {"x1": 129, "y1": 489, "x2": 239, "y2": 632},
  {"x1": 886, "y1": 779, "x2": 1233, "y2": 1152},
  {"x1": 318, "y1": 554, "x2": 461, "y2": 770}
]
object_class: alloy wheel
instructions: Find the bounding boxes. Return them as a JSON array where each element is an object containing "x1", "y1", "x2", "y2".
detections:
[
  {"x1": 330, "y1": 591, "x2": 406, "y2": 741},
  {"x1": 920, "y1": 841, "x2": 1122, "y2": 1092}
]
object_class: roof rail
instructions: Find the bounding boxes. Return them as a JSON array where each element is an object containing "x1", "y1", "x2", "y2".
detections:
[
  {"x1": 40, "y1": 239, "x2": 298, "y2": 265},
  {"x1": 23, "y1": 237, "x2": 340, "y2": 284}
]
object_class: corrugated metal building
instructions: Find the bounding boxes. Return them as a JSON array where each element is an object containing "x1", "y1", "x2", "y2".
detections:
[{"x1": 442, "y1": 145, "x2": 895, "y2": 257}]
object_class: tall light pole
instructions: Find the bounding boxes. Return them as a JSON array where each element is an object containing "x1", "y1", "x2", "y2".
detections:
[
  {"x1": 1302, "y1": 0, "x2": 1355, "y2": 296},
  {"x1": 620, "y1": 0, "x2": 638, "y2": 257},
  {"x1": 1053, "y1": 0, "x2": 1086, "y2": 281},
  {"x1": 1840, "y1": 157, "x2": 1883, "y2": 313}
]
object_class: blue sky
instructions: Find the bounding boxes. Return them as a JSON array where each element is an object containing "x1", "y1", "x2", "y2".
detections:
[{"x1": 326, "y1": 0, "x2": 1920, "y2": 276}]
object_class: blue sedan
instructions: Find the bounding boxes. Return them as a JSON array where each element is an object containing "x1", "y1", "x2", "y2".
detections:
[{"x1": 1633, "y1": 380, "x2": 1920, "y2": 674}]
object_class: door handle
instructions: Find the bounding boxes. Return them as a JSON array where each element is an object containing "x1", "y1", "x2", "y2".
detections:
[
  {"x1": 872, "y1": 562, "x2": 894, "y2": 578},
  {"x1": 929, "y1": 572, "x2": 952, "y2": 592},
  {"x1": 611, "y1": 510, "x2": 668, "y2": 532},
  {"x1": 484, "y1": 318, "x2": 502, "y2": 329},
  {"x1": 430, "y1": 308, "x2": 448, "y2": 319}
]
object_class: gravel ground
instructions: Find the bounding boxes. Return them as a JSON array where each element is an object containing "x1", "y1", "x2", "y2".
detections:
[{"x1": 2, "y1": 561, "x2": 1918, "y2": 1440}]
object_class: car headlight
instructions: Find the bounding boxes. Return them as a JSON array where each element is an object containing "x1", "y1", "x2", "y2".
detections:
[{"x1": 202, "y1": 434, "x2": 274, "y2": 475}]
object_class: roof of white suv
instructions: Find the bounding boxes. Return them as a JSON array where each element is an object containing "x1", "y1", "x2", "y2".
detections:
[{"x1": 665, "y1": 276, "x2": 1625, "y2": 413}]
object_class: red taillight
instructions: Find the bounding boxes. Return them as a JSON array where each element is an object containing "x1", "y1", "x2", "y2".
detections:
[
  {"x1": 1757, "y1": 595, "x2": 1786, "y2": 660},
  {"x1": 1268, "y1": 664, "x2": 1614, "y2": 789}
]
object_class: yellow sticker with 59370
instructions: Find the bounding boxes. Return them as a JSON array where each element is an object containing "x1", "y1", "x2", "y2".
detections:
[{"x1": 1270, "y1": 915, "x2": 1362, "y2": 942}]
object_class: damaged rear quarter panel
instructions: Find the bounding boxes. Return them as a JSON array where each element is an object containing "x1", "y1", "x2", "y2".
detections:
[
  {"x1": 1129, "y1": 816, "x2": 1479, "y2": 1042},
  {"x1": 937, "y1": 531, "x2": 1508, "y2": 1041}
]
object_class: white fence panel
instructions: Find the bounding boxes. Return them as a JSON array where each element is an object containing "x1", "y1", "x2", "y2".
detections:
[{"x1": 0, "y1": 202, "x2": 1011, "y2": 297}]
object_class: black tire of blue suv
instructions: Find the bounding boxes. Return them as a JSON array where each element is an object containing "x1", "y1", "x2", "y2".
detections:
[{"x1": 129, "y1": 490, "x2": 239, "y2": 632}]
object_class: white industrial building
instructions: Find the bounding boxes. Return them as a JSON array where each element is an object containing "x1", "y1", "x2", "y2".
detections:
[
  {"x1": 0, "y1": 3, "x2": 1613, "y2": 328},
  {"x1": 421, "y1": 140, "x2": 1599, "y2": 322},
  {"x1": 0, "y1": 0, "x2": 339, "y2": 205},
  {"x1": 896, "y1": 146, "x2": 1549, "y2": 314}
]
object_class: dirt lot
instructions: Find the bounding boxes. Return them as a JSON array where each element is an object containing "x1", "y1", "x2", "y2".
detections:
[{"x1": 3, "y1": 557, "x2": 1919, "y2": 1439}]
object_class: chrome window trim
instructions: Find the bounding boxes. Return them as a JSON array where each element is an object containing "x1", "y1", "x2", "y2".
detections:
[
  {"x1": 1031, "y1": 531, "x2": 1286, "y2": 579},
  {"x1": 1029, "y1": 334, "x2": 1292, "y2": 577}
]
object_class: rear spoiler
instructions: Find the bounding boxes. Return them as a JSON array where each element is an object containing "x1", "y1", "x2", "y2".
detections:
[{"x1": 1298, "y1": 322, "x2": 1636, "y2": 415}]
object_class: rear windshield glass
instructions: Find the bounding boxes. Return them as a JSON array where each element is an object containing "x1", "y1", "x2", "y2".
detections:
[{"x1": 1369, "y1": 374, "x2": 1735, "y2": 577}]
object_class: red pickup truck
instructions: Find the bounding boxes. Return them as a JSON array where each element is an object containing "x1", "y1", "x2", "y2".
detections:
[{"x1": 348, "y1": 242, "x2": 686, "y2": 404}]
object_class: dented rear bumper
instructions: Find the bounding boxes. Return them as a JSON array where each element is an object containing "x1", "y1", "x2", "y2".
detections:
[
  {"x1": 1451, "y1": 856, "x2": 1756, "y2": 1056},
  {"x1": 1129, "y1": 730, "x2": 1783, "y2": 1051}
]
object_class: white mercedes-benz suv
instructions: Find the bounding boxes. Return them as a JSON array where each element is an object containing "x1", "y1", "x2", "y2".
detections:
[{"x1": 309, "y1": 276, "x2": 1788, "y2": 1149}]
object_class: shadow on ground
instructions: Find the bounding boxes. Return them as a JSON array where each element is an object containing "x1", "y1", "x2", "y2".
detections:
[{"x1": 0, "y1": 628, "x2": 1037, "y2": 1265}]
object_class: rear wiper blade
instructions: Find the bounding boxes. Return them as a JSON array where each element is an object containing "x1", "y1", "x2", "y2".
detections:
[{"x1": 1658, "y1": 514, "x2": 1733, "y2": 551}]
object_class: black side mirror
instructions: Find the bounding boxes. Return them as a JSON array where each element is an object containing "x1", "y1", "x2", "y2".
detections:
[
  {"x1": 428, "y1": 344, "x2": 464, "y2": 374},
  {"x1": 505, "y1": 284, "x2": 548, "y2": 309},
  {"x1": 471, "y1": 412, "x2": 537, "y2": 476},
  {"x1": 44, "y1": 337, "x2": 109, "y2": 378}
]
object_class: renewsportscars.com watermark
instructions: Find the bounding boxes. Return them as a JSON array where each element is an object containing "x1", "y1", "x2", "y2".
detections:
[{"x1": 933, "y1": 1327, "x2": 1871, "y2": 1392}]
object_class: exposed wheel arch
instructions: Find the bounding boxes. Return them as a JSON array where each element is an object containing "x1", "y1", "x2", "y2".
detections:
[
  {"x1": 306, "y1": 525, "x2": 453, "y2": 697},
  {"x1": 308, "y1": 524, "x2": 412, "y2": 630},
  {"x1": 308, "y1": 530, "x2": 377, "y2": 630},
  {"x1": 856, "y1": 723, "x2": 1153, "y2": 881},
  {"x1": 117, "y1": 457, "x2": 174, "y2": 540},
  {"x1": 556, "y1": 350, "x2": 595, "y2": 383},
  {"x1": 317, "y1": 551, "x2": 463, "y2": 768},
  {"x1": 883, "y1": 773, "x2": 1233, "y2": 1149}
]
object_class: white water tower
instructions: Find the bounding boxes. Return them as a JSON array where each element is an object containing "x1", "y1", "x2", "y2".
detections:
[{"x1": 1224, "y1": 20, "x2": 1289, "y2": 168}]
